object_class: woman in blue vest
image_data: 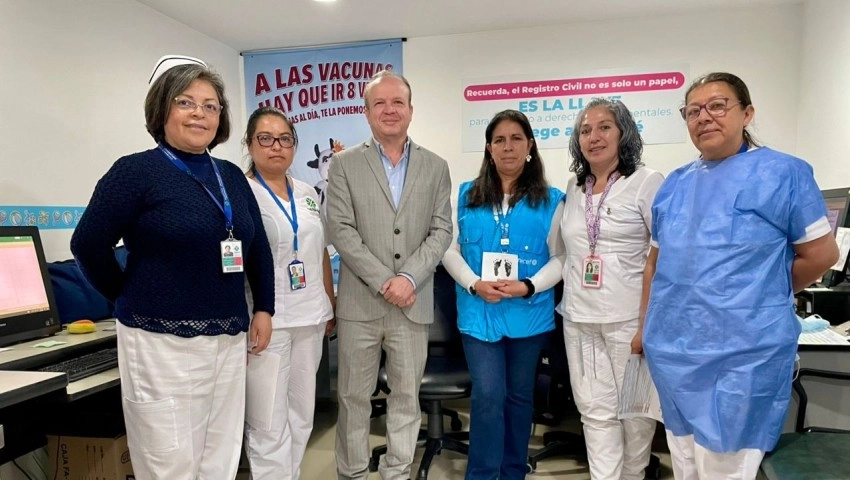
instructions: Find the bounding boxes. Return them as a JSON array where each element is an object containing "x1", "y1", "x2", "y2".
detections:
[
  {"x1": 642, "y1": 72, "x2": 839, "y2": 479},
  {"x1": 443, "y1": 109, "x2": 565, "y2": 479}
]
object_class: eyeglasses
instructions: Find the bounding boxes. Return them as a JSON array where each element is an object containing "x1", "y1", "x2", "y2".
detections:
[
  {"x1": 173, "y1": 97, "x2": 224, "y2": 115},
  {"x1": 255, "y1": 134, "x2": 295, "y2": 148},
  {"x1": 679, "y1": 97, "x2": 741, "y2": 122}
]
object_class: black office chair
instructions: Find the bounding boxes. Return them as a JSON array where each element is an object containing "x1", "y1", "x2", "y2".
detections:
[
  {"x1": 369, "y1": 264, "x2": 471, "y2": 479},
  {"x1": 759, "y1": 368, "x2": 850, "y2": 479}
]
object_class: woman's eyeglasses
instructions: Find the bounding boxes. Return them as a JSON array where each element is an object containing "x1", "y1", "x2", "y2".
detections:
[
  {"x1": 679, "y1": 97, "x2": 741, "y2": 122},
  {"x1": 255, "y1": 134, "x2": 295, "y2": 148},
  {"x1": 173, "y1": 97, "x2": 223, "y2": 115}
]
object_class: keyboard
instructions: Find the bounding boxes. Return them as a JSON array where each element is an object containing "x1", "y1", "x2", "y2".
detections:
[{"x1": 38, "y1": 347, "x2": 119, "y2": 382}]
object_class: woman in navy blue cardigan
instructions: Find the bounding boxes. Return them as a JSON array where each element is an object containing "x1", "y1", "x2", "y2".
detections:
[{"x1": 71, "y1": 56, "x2": 274, "y2": 480}]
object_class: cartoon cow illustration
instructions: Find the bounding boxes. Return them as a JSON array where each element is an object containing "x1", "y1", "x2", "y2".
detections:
[{"x1": 307, "y1": 138, "x2": 344, "y2": 216}]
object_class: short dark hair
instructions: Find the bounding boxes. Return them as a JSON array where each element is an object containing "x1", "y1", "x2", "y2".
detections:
[
  {"x1": 144, "y1": 64, "x2": 231, "y2": 150},
  {"x1": 685, "y1": 72, "x2": 760, "y2": 148},
  {"x1": 569, "y1": 98, "x2": 644, "y2": 187},
  {"x1": 243, "y1": 106, "x2": 298, "y2": 175},
  {"x1": 363, "y1": 70, "x2": 412, "y2": 107},
  {"x1": 466, "y1": 109, "x2": 549, "y2": 209}
]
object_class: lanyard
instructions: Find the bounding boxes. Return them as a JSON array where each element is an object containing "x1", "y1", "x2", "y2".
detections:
[
  {"x1": 584, "y1": 172, "x2": 621, "y2": 256},
  {"x1": 492, "y1": 203, "x2": 512, "y2": 251},
  {"x1": 158, "y1": 144, "x2": 233, "y2": 233},
  {"x1": 253, "y1": 170, "x2": 300, "y2": 255}
]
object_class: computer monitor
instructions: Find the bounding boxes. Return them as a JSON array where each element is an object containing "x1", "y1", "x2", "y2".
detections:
[
  {"x1": 0, "y1": 226, "x2": 61, "y2": 347},
  {"x1": 820, "y1": 187, "x2": 850, "y2": 288}
]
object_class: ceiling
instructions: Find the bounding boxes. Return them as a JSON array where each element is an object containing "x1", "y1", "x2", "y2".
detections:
[{"x1": 137, "y1": 0, "x2": 801, "y2": 53}]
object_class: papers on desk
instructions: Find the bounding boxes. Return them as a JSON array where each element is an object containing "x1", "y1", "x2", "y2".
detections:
[
  {"x1": 830, "y1": 227, "x2": 850, "y2": 271},
  {"x1": 799, "y1": 328, "x2": 850, "y2": 345},
  {"x1": 245, "y1": 352, "x2": 281, "y2": 431},
  {"x1": 618, "y1": 354, "x2": 663, "y2": 423},
  {"x1": 32, "y1": 340, "x2": 67, "y2": 348}
]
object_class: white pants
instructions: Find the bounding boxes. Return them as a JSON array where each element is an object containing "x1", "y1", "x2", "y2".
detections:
[
  {"x1": 244, "y1": 323, "x2": 326, "y2": 480},
  {"x1": 666, "y1": 432, "x2": 764, "y2": 480},
  {"x1": 564, "y1": 320, "x2": 656, "y2": 480},
  {"x1": 117, "y1": 323, "x2": 246, "y2": 480}
]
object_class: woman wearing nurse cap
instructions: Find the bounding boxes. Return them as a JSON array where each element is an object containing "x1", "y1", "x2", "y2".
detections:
[{"x1": 72, "y1": 55, "x2": 275, "y2": 479}]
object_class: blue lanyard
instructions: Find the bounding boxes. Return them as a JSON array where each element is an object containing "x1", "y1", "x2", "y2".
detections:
[
  {"x1": 253, "y1": 170, "x2": 299, "y2": 254},
  {"x1": 737, "y1": 142, "x2": 749, "y2": 155},
  {"x1": 158, "y1": 144, "x2": 233, "y2": 232},
  {"x1": 492, "y1": 203, "x2": 512, "y2": 251}
]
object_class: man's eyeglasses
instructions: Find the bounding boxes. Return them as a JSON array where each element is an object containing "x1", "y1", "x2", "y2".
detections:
[
  {"x1": 255, "y1": 134, "x2": 295, "y2": 148},
  {"x1": 173, "y1": 97, "x2": 224, "y2": 115},
  {"x1": 679, "y1": 97, "x2": 741, "y2": 122}
]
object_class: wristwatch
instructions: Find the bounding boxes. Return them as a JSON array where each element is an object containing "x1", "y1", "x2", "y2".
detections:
[{"x1": 468, "y1": 282, "x2": 478, "y2": 296}]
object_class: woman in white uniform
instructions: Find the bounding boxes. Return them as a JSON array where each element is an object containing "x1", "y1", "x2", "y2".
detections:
[
  {"x1": 560, "y1": 98, "x2": 663, "y2": 480},
  {"x1": 243, "y1": 106, "x2": 336, "y2": 480}
]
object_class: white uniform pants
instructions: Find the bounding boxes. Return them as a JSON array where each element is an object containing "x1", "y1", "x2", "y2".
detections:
[
  {"x1": 244, "y1": 323, "x2": 326, "y2": 480},
  {"x1": 117, "y1": 323, "x2": 246, "y2": 480},
  {"x1": 564, "y1": 320, "x2": 656, "y2": 480},
  {"x1": 666, "y1": 432, "x2": 764, "y2": 480}
]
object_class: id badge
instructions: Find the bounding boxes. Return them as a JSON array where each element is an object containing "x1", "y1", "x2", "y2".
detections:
[
  {"x1": 288, "y1": 260, "x2": 307, "y2": 290},
  {"x1": 481, "y1": 252, "x2": 520, "y2": 281},
  {"x1": 582, "y1": 255, "x2": 602, "y2": 288},
  {"x1": 221, "y1": 239, "x2": 244, "y2": 273}
]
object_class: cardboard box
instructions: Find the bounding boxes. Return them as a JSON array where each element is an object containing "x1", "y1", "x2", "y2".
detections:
[{"x1": 47, "y1": 434, "x2": 134, "y2": 480}]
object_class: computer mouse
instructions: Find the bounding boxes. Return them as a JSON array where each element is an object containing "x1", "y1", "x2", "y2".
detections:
[{"x1": 68, "y1": 319, "x2": 96, "y2": 334}]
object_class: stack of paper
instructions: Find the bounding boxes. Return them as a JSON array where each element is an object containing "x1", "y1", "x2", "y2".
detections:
[{"x1": 619, "y1": 354, "x2": 663, "y2": 423}]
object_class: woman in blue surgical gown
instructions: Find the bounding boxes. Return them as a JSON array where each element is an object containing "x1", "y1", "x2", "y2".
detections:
[{"x1": 640, "y1": 72, "x2": 839, "y2": 480}]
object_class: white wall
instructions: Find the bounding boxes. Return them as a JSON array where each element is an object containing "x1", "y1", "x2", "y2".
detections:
[
  {"x1": 0, "y1": 1, "x2": 829, "y2": 263},
  {"x1": 405, "y1": 4, "x2": 803, "y2": 197},
  {"x1": 797, "y1": 0, "x2": 850, "y2": 189},
  {"x1": 0, "y1": 0, "x2": 243, "y2": 260}
]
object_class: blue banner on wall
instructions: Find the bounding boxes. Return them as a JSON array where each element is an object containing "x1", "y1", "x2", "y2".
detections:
[
  {"x1": 243, "y1": 39, "x2": 403, "y2": 283},
  {"x1": 0, "y1": 206, "x2": 85, "y2": 229}
]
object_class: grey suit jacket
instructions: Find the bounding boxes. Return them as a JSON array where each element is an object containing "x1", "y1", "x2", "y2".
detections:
[{"x1": 327, "y1": 138, "x2": 453, "y2": 324}]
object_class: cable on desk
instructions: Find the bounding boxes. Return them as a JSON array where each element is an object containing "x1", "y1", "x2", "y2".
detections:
[{"x1": 13, "y1": 458, "x2": 35, "y2": 480}]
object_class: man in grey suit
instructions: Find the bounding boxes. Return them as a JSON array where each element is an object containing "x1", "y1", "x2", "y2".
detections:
[{"x1": 327, "y1": 70, "x2": 453, "y2": 480}]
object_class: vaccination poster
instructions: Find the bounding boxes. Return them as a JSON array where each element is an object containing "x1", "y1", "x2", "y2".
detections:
[
  {"x1": 242, "y1": 39, "x2": 403, "y2": 190},
  {"x1": 462, "y1": 66, "x2": 689, "y2": 152},
  {"x1": 242, "y1": 39, "x2": 403, "y2": 283}
]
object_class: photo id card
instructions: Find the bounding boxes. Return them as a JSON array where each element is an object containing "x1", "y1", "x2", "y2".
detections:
[
  {"x1": 288, "y1": 260, "x2": 307, "y2": 290},
  {"x1": 221, "y1": 239, "x2": 244, "y2": 273},
  {"x1": 481, "y1": 252, "x2": 519, "y2": 281},
  {"x1": 582, "y1": 255, "x2": 602, "y2": 288}
]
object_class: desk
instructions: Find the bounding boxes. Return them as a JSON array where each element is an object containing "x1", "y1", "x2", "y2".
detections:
[
  {"x1": 0, "y1": 371, "x2": 66, "y2": 410},
  {"x1": 0, "y1": 371, "x2": 70, "y2": 464},
  {"x1": 784, "y1": 322, "x2": 850, "y2": 433},
  {"x1": 0, "y1": 322, "x2": 120, "y2": 465},
  {"x1": 0, "y1": 321, "x2": 119, "y2": 402}
]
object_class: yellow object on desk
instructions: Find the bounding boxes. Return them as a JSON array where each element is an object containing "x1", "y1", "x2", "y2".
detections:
[{"x1": 67, "y1": 320, "x2": 96, "y2": 334}]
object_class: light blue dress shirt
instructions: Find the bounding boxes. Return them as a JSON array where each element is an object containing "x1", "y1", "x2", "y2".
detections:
[
  {"x1": 374, "y1": 137, "x2": 415, "y2": 288},
  {"x1": 375, "y1": 137, "x2": 410, "y2": 209}
]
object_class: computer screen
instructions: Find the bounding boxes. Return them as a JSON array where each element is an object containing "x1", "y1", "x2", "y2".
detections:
[
  {"x1": 820, "y1": 188, "x2": 850, "y2": 287},
  {"x1": 0, "y1": 226, "x2": 61, "y2": 346}
]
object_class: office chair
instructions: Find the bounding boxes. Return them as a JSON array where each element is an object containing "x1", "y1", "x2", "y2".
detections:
[
  {"x1": 369, "y1": 265, "x2": 471, "y2": 479},
  {"x1": 759, "y1": 368, "x2": 850, "y2": 479}
]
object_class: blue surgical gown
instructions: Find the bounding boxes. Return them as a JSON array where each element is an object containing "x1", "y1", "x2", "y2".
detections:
[{"x1": 644, "y1": 147, "x2": 828, "y2": 453}]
